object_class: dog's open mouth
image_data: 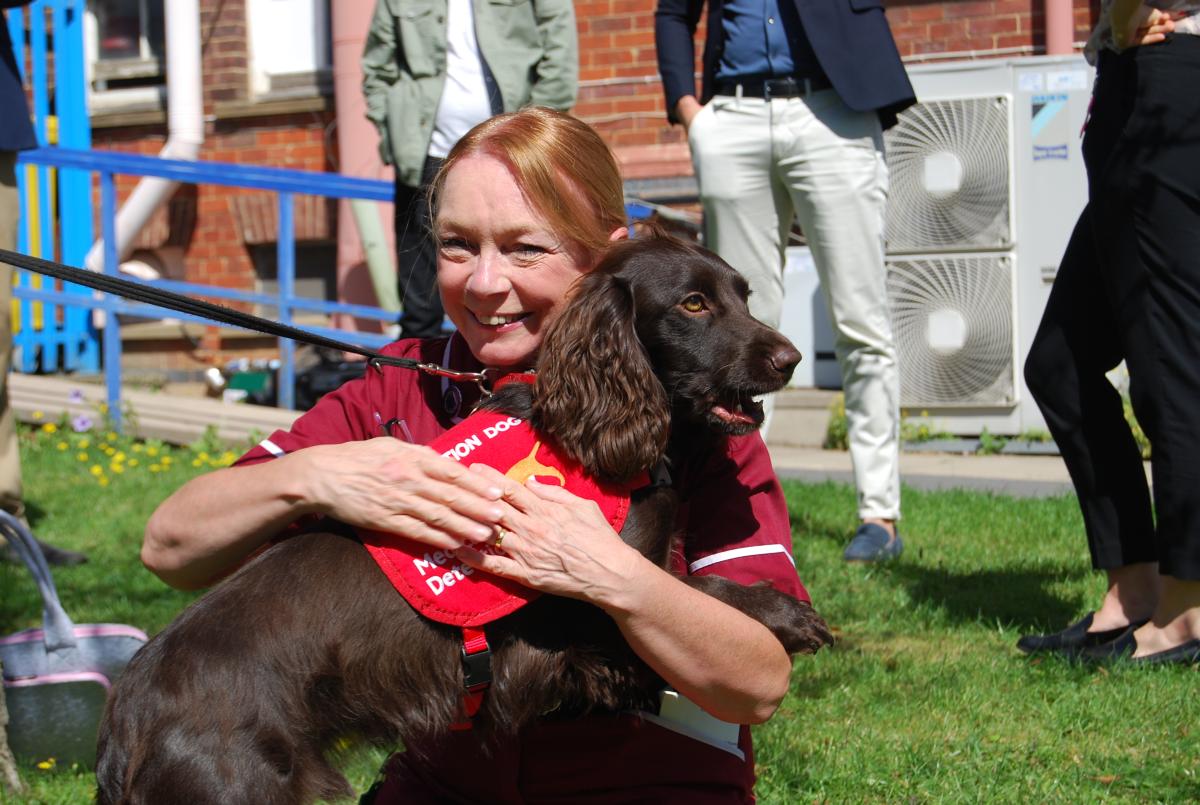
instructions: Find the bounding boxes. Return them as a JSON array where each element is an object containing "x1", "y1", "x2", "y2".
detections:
[{"x1": 710, "y1": 391, "x2": 765, "y2": 432}]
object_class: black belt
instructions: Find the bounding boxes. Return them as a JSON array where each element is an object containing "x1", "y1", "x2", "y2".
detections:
[{"x1": 714, "y1": 75, "x2": 832, "y2": 100}]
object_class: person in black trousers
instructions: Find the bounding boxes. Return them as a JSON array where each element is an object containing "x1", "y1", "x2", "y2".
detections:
[{"x1": 1020, "y1": 3, "x2": 1200, "y2": 664}]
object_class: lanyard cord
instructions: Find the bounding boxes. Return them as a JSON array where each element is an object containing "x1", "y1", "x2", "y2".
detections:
[{"x1": 0, "y1": 248, "x2": 491, "y2": 390}]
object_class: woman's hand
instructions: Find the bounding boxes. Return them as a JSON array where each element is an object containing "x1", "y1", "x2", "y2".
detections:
[
  {"x1": 302, "y1": 438, "x2": 505, "y2": 551},
  {"x1": 1113, "y1": 1, "x2": 1179, "y2": 49},
  {"x1": 453, "y1": 465, "x2": 648, "y2": 603},
  {"x1": 454, "y1": 465, "x2": 792, "y2": 724}
]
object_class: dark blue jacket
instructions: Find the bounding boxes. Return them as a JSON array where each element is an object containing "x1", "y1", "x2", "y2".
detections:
[
  {"x1": 655, "y1": 0, "x2": 916, "y2": 129},
  {"x1": 1, "y1": 2, "x2": 37, "y2": 152}
]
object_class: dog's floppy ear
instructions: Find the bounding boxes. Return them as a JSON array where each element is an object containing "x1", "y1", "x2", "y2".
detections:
[{"x1": 534, "y1": 270, "x2": 669, "y2": 484}]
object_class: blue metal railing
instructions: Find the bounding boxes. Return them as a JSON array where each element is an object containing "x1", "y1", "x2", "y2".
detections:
[{"x1": 15, "y1": 146, "x2": 397, "y2": 417}]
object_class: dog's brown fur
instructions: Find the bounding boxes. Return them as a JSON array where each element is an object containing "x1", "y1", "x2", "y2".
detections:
[{"x1": 95, "y1": 235, "x2": 833, "y2": 805}]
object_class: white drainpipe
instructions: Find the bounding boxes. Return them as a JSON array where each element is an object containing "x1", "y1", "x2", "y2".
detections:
[{"x1": 85, "y1": 0, "x2": 204, "y2": 275}]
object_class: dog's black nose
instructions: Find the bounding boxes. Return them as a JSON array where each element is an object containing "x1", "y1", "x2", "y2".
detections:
[{"x1": 770, "y1": 344, "x2": 802, "y2": 379}]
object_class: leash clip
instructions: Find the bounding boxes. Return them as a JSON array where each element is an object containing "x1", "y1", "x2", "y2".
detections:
[{"x1": 416, "y1": 363, "x2": 493, "y2": 398}]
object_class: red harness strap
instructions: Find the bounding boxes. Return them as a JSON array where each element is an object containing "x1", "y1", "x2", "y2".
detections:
[{"x1": 450, "y1": 626, "x2": 493, "y2": 730}]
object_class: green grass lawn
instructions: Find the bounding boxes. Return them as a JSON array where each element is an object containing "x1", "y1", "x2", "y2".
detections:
[{"x1": 2, "y1": 423, "x2": 1197, "y2": 803}]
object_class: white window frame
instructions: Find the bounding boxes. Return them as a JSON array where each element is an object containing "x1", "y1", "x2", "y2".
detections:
[
  {"x1": 246, "y1": 0, "x2": 331, "y2": 99},
  {"x1": 84, "y1": 0, "x2": 166, "y2": 113}
]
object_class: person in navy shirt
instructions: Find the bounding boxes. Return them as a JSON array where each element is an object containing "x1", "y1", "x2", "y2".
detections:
[{"x1": 656, "y1": 0, "x2": 915, "y2": 563}]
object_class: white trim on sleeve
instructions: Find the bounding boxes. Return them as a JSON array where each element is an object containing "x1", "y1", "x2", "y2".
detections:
[
  {"x1": 259, "y1": 438, "x2": 286, "y2": 458},
  {"x1": 687, "y1": 544, "x2": 796, "y2": 574}
]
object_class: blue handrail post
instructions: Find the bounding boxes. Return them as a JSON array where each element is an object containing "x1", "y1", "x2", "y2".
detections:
[
  {"x1": 29, "y1": 7, "x2": 57, "y2": 371},
  {"x1": 8, "y1": 5, "x2": 34, "y2": 372},
  {"x1": 277, "y1": 192, "x2": 296, "y2": 409},
  {"x1": 100, "y1": 172, "x2": 122, "y2": 432},
  {"x1": 54, "y1": 0, "x2": 98, "y2": 372}
]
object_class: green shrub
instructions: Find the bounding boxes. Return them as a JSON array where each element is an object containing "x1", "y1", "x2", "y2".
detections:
[{"x1": 822, "y1": 393, "x2": 848, "y2": 450}]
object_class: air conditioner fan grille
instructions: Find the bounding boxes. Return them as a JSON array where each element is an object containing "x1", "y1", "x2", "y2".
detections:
[
  {"x1": 888, "y1": 256, "x2": 1014, "y2": 407},
  {"x1": 885, "y1": 96, "x2": 1011, "y2": 252}
]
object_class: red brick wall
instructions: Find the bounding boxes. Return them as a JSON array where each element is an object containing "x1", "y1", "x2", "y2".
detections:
[{"x1": 885, "y1": 0, "x2": 1096, "y2": 58}]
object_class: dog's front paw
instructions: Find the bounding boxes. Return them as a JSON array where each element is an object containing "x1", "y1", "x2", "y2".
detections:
[{"x1": 776, "y1": 600, "x2": 834, "y2": 655}]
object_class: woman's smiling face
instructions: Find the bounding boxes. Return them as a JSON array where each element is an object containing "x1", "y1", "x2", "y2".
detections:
[{"x1": 435, "y1": 153, "x2": 596, "y2": 371}]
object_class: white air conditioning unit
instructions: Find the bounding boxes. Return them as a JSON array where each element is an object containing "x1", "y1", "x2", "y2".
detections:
[{"x1": 882, "y1": 56, "x2": 1093, "y2": 435}]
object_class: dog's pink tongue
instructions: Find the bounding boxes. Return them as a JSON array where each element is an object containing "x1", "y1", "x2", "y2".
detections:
[{"x1": 713, "y1": 405, "x2": 755, "y2": 425}]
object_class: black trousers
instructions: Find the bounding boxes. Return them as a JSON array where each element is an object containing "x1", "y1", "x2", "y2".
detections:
[
  {"x1": 393, "y1": 156, "x2": 446, "y2": 339},
  {"x1": 1025, "y1": 35, "x2": 1200, "y2": 579}
]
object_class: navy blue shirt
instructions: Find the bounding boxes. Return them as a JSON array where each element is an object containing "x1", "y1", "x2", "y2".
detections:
[
  {"x1": 1, "y1": 3, "x2": 37, "y2": 152},
  {"x1": 716, "y1": 0, "x2": 823, "y2": 82}
]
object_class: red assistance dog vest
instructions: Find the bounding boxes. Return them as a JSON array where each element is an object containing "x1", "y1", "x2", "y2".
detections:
[{"x1": 358, "y1": 410, "x2": 639, "y2": 627}]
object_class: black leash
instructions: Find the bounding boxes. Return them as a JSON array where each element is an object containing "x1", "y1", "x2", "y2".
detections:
[{"x1": 0, "y1": 248, "x2": 492, "y2": 393}]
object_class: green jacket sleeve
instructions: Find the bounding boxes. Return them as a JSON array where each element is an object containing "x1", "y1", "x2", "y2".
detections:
[
  {"x1": 529, "y1": 0, "x2": 579, "y2": 110},
  {"x1": 362, "y1": 0, "x2": 399, "y2": 164}
]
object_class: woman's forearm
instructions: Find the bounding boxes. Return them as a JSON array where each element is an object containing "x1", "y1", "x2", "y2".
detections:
[
  {"x1": 605, "y1": 560, "x2": 793, "y2": 725},
  {"x1": 144, "y1": 438, "x2": 506, "y2": 591},
  {"x1": 142, "y1": 452, "x2": 318, "y2": 590}
]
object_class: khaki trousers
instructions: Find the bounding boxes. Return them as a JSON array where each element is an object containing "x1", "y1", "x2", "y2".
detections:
[
  {"x1": 688, "y1": 90, "x2": 901, "y2": 520},
  {"x1": 0, "y1": 151, "x2": 24, "y2": 521}
]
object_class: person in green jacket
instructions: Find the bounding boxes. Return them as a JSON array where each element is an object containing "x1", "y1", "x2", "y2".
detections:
[{"x1": 362, "y1": 0, "x2": 578, "y2": 339}]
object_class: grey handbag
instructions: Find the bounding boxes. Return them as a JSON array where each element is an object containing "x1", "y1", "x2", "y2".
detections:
[{"x1": 0, "y1": 511, "x2": 147, "y2": 766}]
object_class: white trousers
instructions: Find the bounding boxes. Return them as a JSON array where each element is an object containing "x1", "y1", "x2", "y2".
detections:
[{"x1": 688, "y1": 90, "x2": 901, "y2": 521}]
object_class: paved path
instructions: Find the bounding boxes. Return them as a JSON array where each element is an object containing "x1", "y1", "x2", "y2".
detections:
[{"x1": 766, "y1": 444, "x2": 1081, "y2": 498}]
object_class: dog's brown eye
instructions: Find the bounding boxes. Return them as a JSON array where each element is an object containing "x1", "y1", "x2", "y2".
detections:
[{"x1": 681, "y1": 295, "x2": 707, "y2": 313}]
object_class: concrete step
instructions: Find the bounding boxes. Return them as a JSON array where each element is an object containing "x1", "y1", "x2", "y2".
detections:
[
  {"x1": 766, "y1": 388, "x2": 837, "y2": 449},
  {"x1": 10, "y1": 373, "x2": 299, "y2": 446}
]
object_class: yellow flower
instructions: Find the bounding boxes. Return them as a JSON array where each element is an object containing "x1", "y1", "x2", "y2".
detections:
[
  {"x1": 97, "y1": 476, "x2": 109, "y2": 487},
  {"x1": 129, "y1": 458, "x2": 139, "y2": 467},
  {"x1": 146, "y1": 447, "x2": 159, "y2": 457},
  {"x1": 105, "y1": 432, "x2": 118, "y2": 442},
  {"x1": 90, "y1": 465, "x2": 103, "y2": 476},
  {"x1": 197, "y1": 451, "x2": 210, "y2": 461},
  {"x1": 97, "y1": 402, "x2": 109, "y2": 413},
  {"x1": 32, "y1": 411, "x2": 44, "y2": 420},
  {"x1": 149, "y1": 464, "x2": 162, "y2": 473},
  {"x1": 132, "y1": 443, "x2": 143, "y2": 453},
  {"x1": 42, "y1": 423, "x2": 58, "y2": 434},
  {"x1": 110, "y1": 463, "x2": 125, "y2": 474},
  {"x1": 77, "y1": 452, "x2": 89, "y2": 462},
  {"x1": 35, "y1": 757, "x2": 55, "y2": 770},
  {"x1": 56, "y1": 441, "x2": 68, "y2": 451},
  {"x1": 161, "y1": 455, "x2": 172, "y2": 465},
  {"x1": 78, "y1": 438, "x2": 90, "y2": 448},
  {"x1": 191, "y1": 459, "x2": 202, "y2": 467},
  {"x1": 114, "y1": 451, "x2": 126, "y2": 462}
]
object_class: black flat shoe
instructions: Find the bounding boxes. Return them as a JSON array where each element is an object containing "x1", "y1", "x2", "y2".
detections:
[
  {"x1": 1078, "y1": 626, "x2": 1200, "y2": 666},
  {"x1": 1016, "y1": 612, "x2": 1144, "y2": 656},
  {"x1": 2, "y1": 538, "x2": 88, "y2": 566}
]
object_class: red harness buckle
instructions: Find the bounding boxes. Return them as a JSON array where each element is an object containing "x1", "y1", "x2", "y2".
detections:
[{"x1": 450, "y1": 626, "x2": 492, "y2": 730}]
